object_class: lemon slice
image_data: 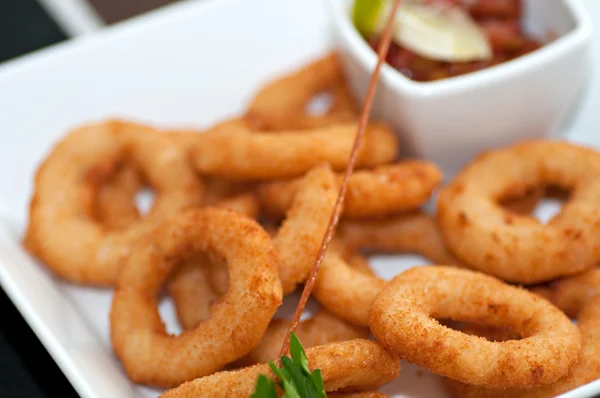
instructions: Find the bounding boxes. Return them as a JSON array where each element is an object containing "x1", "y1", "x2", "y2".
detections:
[{"x1": 354, "y1": 0, "x2": 492, "y2": 62}]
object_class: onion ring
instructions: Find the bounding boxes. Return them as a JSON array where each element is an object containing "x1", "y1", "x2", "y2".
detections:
[
  {"x1": 94, "y1": 167, "x2": 248, "y2": 331},
  {"x1": 207, "y1": 192, "x2": 260, "y2": 220},
  {"x1": 96, "y1": 163, "x2": 260, "y2": 233},
  {"x1": 169, "y1": 122, "x2": 263, "y2": 221},
  {"x1": 345, "y1": 251, "x2": 377, "y2": 277},
  {"x1": 23, "y1": 120, "x2": 204, "y2": 286},
  {"x1": 168, "y1": 256, "x2": 218, "y2": 330},
  {"x1": 191, "y1": 122, "x2": 398, "y2": 180},
  {"x1": 499, "y1": 186, "x2": 544, "y2": 216},
  {"x1": 314, "y1": 212, "x2": 458, "y2": 326},
  {"x1": 189, "y1": 118, "x2": 260, "y2": 203},
  {"x1": 531, "y1": 267, "x2": 600, "y2": 319},
  {"x1": 313, "y1": 248, "x2": 385, "y2": 327},
  {"x1": 96, "y1": 163, "x2": 143, "y2": 231},
  {"x1": 202, "y1": 178, "x2": 258, "y2": 207},
  {"x1": 167, "y1": 195, "x2": 261, "y2": 329},
  {"x1": 339, "y1": 211, "x2": 460, "y2": 265},
  {"x1": 274, "y1": 164, "x2": 338, "y2": 293},
  {"x1": 208, "y1": 220, "x2": 282, "y2": 296},
  {"x1": 234, "y1": 239, "x2": 373, "y2": 366},
  {"x1": 369, "y1": 266, "x2": 581, "y2": 388},
  {"x1": 159, "y1": 339, "x2": 401, "y2": 398},
  {"x1": 236, "y1": 309, "x2": 369, "y2": 367},
  {"x1": 455, "y1": 323, "x2": 523, "y2": 343},
  {"x1": 209, "y1": 260, "x2": 230, "y2": 297},
  {"x1": 208, "y1": 236, "x2": 375, "y2": 305},
  {"x1": 245, "y1": 53, "x2": 357, "y2": 131},
  {"x1": 98, "y1": 125, "x2": 264, "y2": 230},
  {"x1": 208, "y1": 164, "x2": 337, "y2": 295},
  {"x1": 184, "y1": 163, "x2": 337, "y2": 297},
  {"x1": 91, "y1": 151, "x2": 260, "y2": 331},
  {"x1": 445, "y1": 294, "x2": 600, "y2": 397},
  {"x1": 110, "y1": 207, "x2": 282, "y2": 388},
  {"x1": 258, "y1": 161, "x2": 442, "y2": 219},
  {"x1": 94, "y1": 164, "x2": 258, "y2": 320},
  {"x1": 437, "y1": 140, "x2": 600, "y2": 284}
]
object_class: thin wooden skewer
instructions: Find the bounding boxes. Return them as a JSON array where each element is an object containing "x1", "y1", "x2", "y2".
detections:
[{"x1": 278, "y1": 0, "x2": 403, "y2": 358}]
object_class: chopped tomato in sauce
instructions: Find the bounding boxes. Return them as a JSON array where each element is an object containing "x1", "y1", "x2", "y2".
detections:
[{"x1": 368, "y1": 0, "x2": 544, "y2": 82}]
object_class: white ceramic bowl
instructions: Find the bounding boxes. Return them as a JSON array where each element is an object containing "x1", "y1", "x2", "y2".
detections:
[{"x1": 329, "y1": 0, "x2": 594, "y2": 175}]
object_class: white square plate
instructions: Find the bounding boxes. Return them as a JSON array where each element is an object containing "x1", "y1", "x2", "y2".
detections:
[{"x1": 1, "y1": 0, "x2": 600, "y2": 397}]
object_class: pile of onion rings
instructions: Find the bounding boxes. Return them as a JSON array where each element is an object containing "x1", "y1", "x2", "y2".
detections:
[{"x1": 22, "y1": 52, "x2": 600, "y2": 398}]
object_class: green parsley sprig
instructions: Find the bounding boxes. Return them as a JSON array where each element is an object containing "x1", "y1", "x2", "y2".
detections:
[{"x1": 251, "y1": 332, "x2": 327, "y2": 398}]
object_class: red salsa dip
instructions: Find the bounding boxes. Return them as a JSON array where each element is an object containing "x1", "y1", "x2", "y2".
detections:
[{"x1": 366, "y1": 0, "x2": 545, "y2": 82}]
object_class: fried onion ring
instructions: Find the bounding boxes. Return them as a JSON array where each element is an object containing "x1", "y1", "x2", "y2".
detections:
[
  {"x1": 191, "y1": 122, "x2": 398, "y2": 180},
  {"x1": 168, "y1": 256, "x2": 218, "y2": 330},
  {"x1": 313, "y1": 249, "x2": 385, "y2": 327},
  {"x1": 369, "y1": 266, "x2": 581, "y2": 388},
  {"x1": 234, "y1": 239, "x2": 373, "y2": 366},
  {"x1": 208, "y1": 192, "x2": 260, "y2": 220},
  {"x1": 24, "y1": 121, "x2": 203, "y2": 286},
  {"x1": 209, "y1": 236, "x2": 376, "y2": 295},
  {"x1": 208, "y1": 164, "x2": 337, "y2": 295},
  {"x1": 209, "y1": 260, "x2": 230, "y2": 297},
  {"x1": 339, "y1": 211, "x2": 460, "y2": 265},
  {"x1": 159, "y1": 339, "x2": 400, "y2": 398},
  {"x1": 274, "y1": 164, "x2": 338, "y2": 293},
  {"x1": 531, "y1": 267, "x2": 600, "y2": 319},
  {"x1": 96, "y1": 163, "x2": 143, "y2": 231},
  {"x1": 167, "y1": 195, "x2": 261, "y2": 329},
  {"x1": 345, "y1": 251, "x2": 377, "y2": 277},
  {"x1": 499, "y1": 186, "x2": 544, "y2": 216},
  {"x1": 437, "y1": 140, "x2": 600, "y2": 284},
  {"x1": 195, "y1": 164, "x2": 338, "y2": 297},
  {"x1": 201, "y1": 178, "x2": 258, "y2": 207},
  {"x1": 92, "y1": 152, "x2": 260, "y2": 331},
  {"x1": 258, "y1": 161, "x2": 442, "y2": 219},
  {"x1": 455, "y1": 323, "x2": 523, "y2": 343},
  {"x1": 96, "y1": 160, "x2": 260, "y2": 233},
  {"x1": 445, "y1": 294, "x2": 600, "y2": 397},
  {"x1": 236, "y1": 309, "x2": 369, "y2": 367},
  {"x1": 245, "y1": 53, "x2": 357, "y2": 130},
  {"x1": 314, "y1": 212, "x2": 458, "y2": 326},
  {"x1": 110, "y1": 207, "x2": 282, "y2": 388}
]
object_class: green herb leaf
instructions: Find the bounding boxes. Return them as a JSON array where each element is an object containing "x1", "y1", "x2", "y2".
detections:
[
  {"x1": 290, "y1": 332, "x2": 310, "y2": 374},
  {"x1": 254, "y1": 333, "x2": 327, "y2": 398},
  {"x1": 311, "y1": 369, "x2": 327, "y2": 398},
  {"x1": 281, "y1": 379, "x2": 302, "y2": 398},
  {"x1": 281, "y1": 356, "x2": 309, "y2": 397},
  {"x1": 269, "y1": 360, "x2": 289, "y2": 389},
  {"x1": 304, "y1": 377, "x2": 322, "y2": 398},
  {"x1": 251, "y1": 374, "x2": 278, "y2": 398}
]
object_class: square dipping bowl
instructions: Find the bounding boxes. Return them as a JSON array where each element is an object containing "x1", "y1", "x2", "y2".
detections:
[{"x1": 329, "y1": 0, "x2": 594, "y2": 175}]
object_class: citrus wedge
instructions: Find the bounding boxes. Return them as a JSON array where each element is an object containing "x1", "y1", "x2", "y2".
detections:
[
  {"x1": 354, "y1": 0, "x2": 492, "y2": 62},
  {"x1": 352, "y1": 0, "x2": 385, "y2": 38}
]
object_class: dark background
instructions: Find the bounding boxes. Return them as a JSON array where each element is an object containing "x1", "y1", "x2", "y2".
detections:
[
  {"x1": 0, "y1": 1, "x2": 77, "y2": 397},
  {"x1": 0, "y1": 0, "x2": 65, "y2": 63}
]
